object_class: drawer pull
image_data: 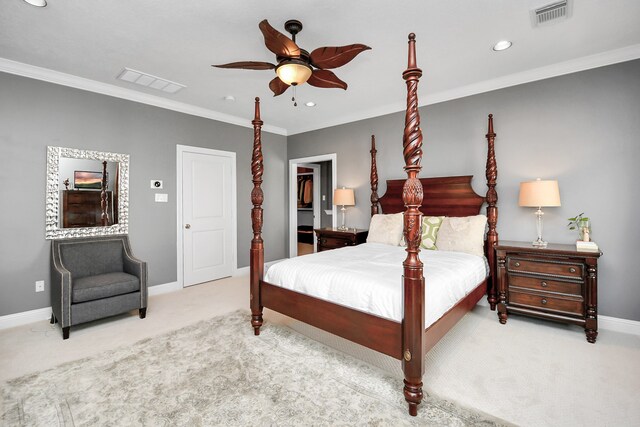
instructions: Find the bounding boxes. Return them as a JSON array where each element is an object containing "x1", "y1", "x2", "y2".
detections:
[
  {"x1": 541, "y1": 281, "x2": 548, "y2": 288},
  {"x1": 541, "y1": 299, "x2": 548, "y2": 305},
  {"x1": 569, "y1": 267, "x2": 576, "y2": 273},
  {"x1": 514, "y1": 262, "x2": 521, "y2": 267}
]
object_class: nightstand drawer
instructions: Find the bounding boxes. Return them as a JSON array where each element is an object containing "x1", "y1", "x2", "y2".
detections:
[
  {"x1": 509, "y1": 275, "x2": 582, "y2": 296},
  {"x1": 508, "y1": 257, "x2": 583, "y2": 278},
  {"x1": 509, "y1": 290, "x2": 584, "y2": 316},
  {"x1": 315, "y1": 228, "x2": 368, "y2": 253},
  {"x1": 319, "y1": 236, "x2": 351, "y2": 249}
]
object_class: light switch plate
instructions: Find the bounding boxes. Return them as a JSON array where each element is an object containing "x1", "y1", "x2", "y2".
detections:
[
  {"x1": 150, "y1": 180, "x2": 163, "y2": 189},
  {"x1": 155, "y1": 193, "x2": 168, "y2": 202}
]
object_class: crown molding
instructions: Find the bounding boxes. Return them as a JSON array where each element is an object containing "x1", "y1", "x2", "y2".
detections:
[
  {"x1": 287, "y1": 43, "x2": 640, "y2": 135},
  {"x1": 0, "y1": 58, "x2": 288, "y2": 136},
  {"x1": 3, "y1": 43, "x2": 639, "y2": 137}
]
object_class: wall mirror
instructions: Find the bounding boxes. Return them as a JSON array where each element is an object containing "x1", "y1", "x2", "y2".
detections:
[{"x1": 46, "y1": 146, "x2": 129, "y2": 239}]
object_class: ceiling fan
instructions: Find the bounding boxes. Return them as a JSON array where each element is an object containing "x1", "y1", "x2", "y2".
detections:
[{"x1": 213, "y1": 19, "x2": 371, "y2": 102}]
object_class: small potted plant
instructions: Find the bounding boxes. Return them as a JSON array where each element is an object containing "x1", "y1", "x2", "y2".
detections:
[{"x1": 567, "y1": 213, "x2": 591, "y2": 242}]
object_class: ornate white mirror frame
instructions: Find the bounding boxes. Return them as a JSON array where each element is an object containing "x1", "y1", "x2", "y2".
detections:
[{"x1": 46, "y1": 146, "x2": 129, "y2": 239}]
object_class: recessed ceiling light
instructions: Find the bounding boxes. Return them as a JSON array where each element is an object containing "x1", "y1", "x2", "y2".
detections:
[
  {"x1": 224, "y1": 95, "x2": 235, "y2": 102},
  {"x1": 23, "y1": 0, "x2": 47, "y2": 6},
  {"x1": 492, "y1": 40, "x2": 512, "y2": 51},
  {"x1": 305, "y1": 102, "x2": 316, "y2": 107}
]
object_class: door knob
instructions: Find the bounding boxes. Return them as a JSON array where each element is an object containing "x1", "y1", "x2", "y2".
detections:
[{"x1": 185, "y1": 224, "x2": 191, "y2": 229}]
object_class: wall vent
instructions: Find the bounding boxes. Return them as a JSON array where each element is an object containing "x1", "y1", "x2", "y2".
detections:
[
  {"x1": 531, "y1": 1, "x2": 571, "y2": 27},
  {"x1": 116, "y1": 68, "x2": 186, "y2": 94}
]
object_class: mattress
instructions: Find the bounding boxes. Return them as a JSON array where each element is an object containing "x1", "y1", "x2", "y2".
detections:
[{"x1": 264, "y1": 242, "x2": 488, "y2": 329}]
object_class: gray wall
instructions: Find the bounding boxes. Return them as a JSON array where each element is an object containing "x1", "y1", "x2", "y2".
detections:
[
  {"x1": 0, "y1": 72, "x2": 287, "y2": 316},
  {"x1": 288, "y1": 59, "x2": 640, "y2": 321}
]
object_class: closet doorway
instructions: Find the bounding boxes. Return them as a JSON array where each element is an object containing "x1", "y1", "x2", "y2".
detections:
[
  {"x1": 288, "y1": 154, "x2": 337, "y2": 257},
  {"x1": 296, "y1": 163, "x2": 320, "y2": 255}
]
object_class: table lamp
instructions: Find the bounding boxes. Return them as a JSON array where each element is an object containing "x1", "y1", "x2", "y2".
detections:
[
  {"x1": 333, "y1": 187, "x2": 355, "y2": 231},
  {"x1": 519, "y1": 178, "x2": 561, "y2": 247}
]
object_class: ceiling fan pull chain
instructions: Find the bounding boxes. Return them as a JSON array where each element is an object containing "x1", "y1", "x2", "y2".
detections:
[{"x1": 292, "y1": 86, "x2": 297, "y2": 106}]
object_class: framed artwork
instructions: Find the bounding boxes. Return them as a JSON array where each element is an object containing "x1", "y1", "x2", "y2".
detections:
[{"x1": 74, "y1": 170, "x2": 103, "y2": 189}]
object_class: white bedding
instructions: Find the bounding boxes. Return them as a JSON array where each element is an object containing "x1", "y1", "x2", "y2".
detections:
[{"x1": 264, "y1": 242, "x2": 488, "y2": 329}]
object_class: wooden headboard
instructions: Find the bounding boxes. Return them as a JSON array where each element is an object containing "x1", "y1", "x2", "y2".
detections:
[
  {"x1": 368, "y1": 113, "x2": 499, "y2": 310},
  {"x1": 378, "y1": 175, "x2": 484, "y2": 217}
]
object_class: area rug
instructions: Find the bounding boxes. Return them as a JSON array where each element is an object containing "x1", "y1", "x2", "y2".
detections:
[{"x1": 1, "y1": 311, "x2": 508, "y2": 426}]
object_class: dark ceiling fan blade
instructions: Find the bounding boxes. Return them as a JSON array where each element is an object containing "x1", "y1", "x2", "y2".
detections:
[
  {"x1": 212, "y1": 61, "x2": 276, "y2": 70},
  {"x1": 269, "y1": 77, "x2": 290, "y2": 96},
  {"x1": 259, "y1": 19, "x2": 301, "y2": 58},
  {"x1": 309, "y1": 44, "x2": 371, "y2": 69},
  {"x1": 307, "y1": 70, "x2": 348, "y2": 90}
]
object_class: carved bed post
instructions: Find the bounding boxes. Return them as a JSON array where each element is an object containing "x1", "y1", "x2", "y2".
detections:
[
  {"x1": 401, "y1": 33, "x2": 425, "y2": 417},
  {"x1": 250, "y1": 97, "x2": 265, "y2": 335},
  {"x1": 485, "y1": 114, "x2": 499, "y2": 310},
  {"x1": 101, "y1": 160, "x2": 109, "y2": 226},
  {"x1": 370, "y1": 135, "x2": 379, "y2": 216}
]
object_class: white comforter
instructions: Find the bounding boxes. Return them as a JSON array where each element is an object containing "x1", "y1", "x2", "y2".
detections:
[{"x1": 264, "y1": 242, "x2": 488, "y2": 329}]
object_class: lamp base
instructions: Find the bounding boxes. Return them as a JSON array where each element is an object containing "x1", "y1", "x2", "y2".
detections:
[
  {"x1": 532, "y1": 238, "x2": 548, "y2": 248},
  {"x1": 338, "y1": 205, "x2": 348, "y2": 231},
  {"x1": 532, "y1": 207, "x2": 547, "y2": 248}
]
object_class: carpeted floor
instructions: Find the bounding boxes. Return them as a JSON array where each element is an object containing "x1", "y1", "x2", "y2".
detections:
[{"x1": 1, "y1": 310, "x2": 509, "y2": 426}]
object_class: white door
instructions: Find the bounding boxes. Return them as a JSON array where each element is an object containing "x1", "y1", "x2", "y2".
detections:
[{"x1": 181, "y1": 149, "x2": 235, "y2": 286}]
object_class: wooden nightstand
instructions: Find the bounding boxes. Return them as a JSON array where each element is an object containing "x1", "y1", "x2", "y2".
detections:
[
  {"x1": 495, "y1": 241, "x2": 602, "y2": 343},
  {"x1": 314, "y1": 228, "x2": 368, "y2": 252}
]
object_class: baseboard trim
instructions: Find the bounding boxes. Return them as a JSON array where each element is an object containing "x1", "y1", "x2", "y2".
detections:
[
  {"x1": 476, "y1": 298, "x2": 640, "y2": 335},
  {"x1": 598, "y1": 315, "x2": 640, "y2": 336},
  {"x1": 0, "y1": 281, "x2": 180, "y2": 330},
  {"x1": 0, "y1": 307, "x2": 52, "y2": 330},
  {"x1": 148, "y1": 281, "x2": 181, "y2": 296},
  {"x1": 234, "y1": 258, "x2": 287, "y2": 277},
  {"x1": 233, "y1": 266, "x2": 249, "y2": 276},
  {"x1": 5, "y1": 280, "x2": 637, "y2": 336}
]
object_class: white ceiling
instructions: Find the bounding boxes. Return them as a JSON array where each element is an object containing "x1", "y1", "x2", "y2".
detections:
[{"x1": 1, "y1": 0, "x2": 640, "y2": 135}]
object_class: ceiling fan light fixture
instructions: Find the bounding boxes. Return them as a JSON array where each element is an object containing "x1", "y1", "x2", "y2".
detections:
[
  {"x1": 276, "y1": 60, "x2": 312, "y2": 86},
  {"x1": 23, "y1": 0, "x2": 47, "y2": 6}
]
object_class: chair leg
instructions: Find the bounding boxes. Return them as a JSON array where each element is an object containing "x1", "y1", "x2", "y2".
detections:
[
  {"x1": 62, "y1": 327, "x2": 70, "y2": 340},
  {"x1": 139, "y1": 307, "x2": 147, "y2": 319},
  {"x1": 50, "y1": 313, "x2": 56, "y2": 324}
]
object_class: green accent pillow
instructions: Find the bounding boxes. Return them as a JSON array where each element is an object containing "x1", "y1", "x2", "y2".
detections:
[{"x1": 421, "y1": 216, "x2": 444, "y2": 250}]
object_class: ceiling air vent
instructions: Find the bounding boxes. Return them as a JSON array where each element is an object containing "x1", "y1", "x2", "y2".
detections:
[
  {"x1": 531, "y1": 1, "x2": 571, "y2": 27},
  {"x1": 116, "y1": 68, "x2": 186, "y2": 94}
]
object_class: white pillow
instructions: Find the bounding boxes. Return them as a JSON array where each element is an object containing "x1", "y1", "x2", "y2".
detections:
[
  {"x1": 367, "y1": 213, "x2": 404, "y2": 246},
  {"x1": 436, "y1": 215, "x2": 487, "y2": 257}
]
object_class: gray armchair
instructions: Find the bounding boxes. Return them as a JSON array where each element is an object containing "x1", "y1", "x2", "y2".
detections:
[{"x1": 50, "y1": 235, "x2": 147, "y2": 339}]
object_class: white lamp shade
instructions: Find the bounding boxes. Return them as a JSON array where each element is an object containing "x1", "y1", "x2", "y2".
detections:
[
  {"x1": 276, "y1": 61, "x2": 313, "y2": 86},
  {"x1": 519, "y1": 179, "x2": 561, "y2": 207},
  {"x1": 333, "y1": 188, "x2": 355, "y2": 206}
]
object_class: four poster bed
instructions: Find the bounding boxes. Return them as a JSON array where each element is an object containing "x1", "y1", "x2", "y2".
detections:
[{"x1": 249, "y1": 34, "x2": 499, "y2": 416}]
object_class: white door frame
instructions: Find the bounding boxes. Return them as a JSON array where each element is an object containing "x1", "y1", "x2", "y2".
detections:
[
  {"x1": 298, "y1": 163, "x2": 321, "y2": 250},
  {"x1": 298, "y1": 163, "x2": 322, "y2": 232},
  {"x1": 177, "y1": 144, "x2": 237, "y2": 288},
  {"x1": 289, "y1": 153, "x2": 337, "y2": 257}
]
